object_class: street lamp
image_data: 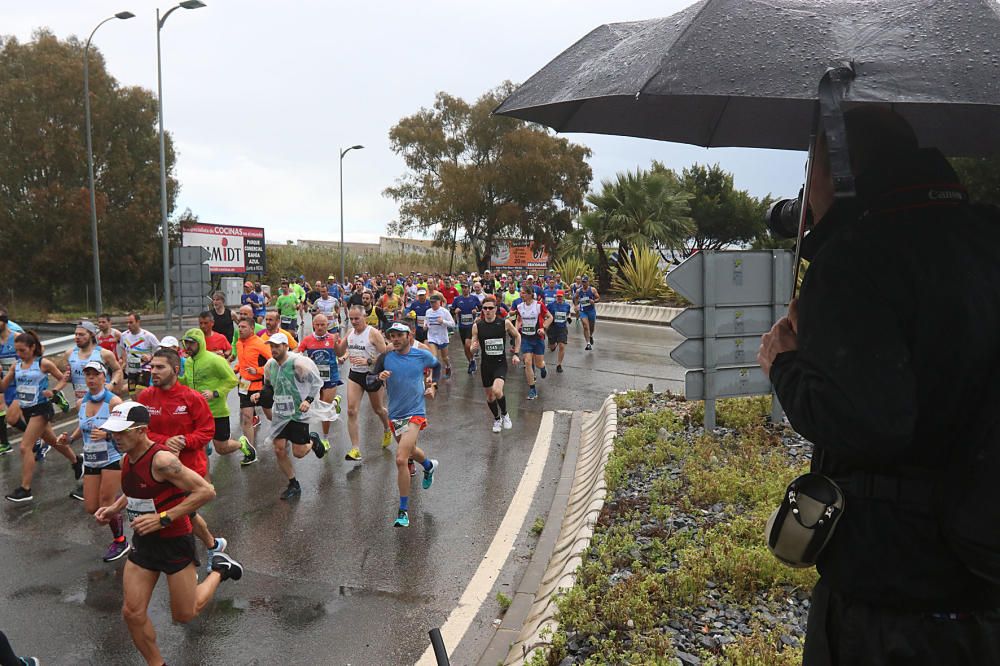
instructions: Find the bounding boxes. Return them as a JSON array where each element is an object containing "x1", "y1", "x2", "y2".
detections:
[
  {"x1": 339, "y1": 144, "x2": 364, "y2": 286},
  {"x1": 157, "y1": 0, "x2": 205, "y2": 328},
  {"x1": 84, "y1": 10, "x2": 134, "y2": 315}
]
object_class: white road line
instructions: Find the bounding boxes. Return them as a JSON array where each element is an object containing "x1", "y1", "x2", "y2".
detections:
[
  {"x1": 415, "y1": 410, "x2": 556, "y2": 666},
  {"x1": 7, "y1": 419, "x2": 76, "y2": 447}
]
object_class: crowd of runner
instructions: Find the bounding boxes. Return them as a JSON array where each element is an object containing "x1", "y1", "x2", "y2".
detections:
[{"x1": 0, "y1": 268, "x2": 600, "y2": 665}]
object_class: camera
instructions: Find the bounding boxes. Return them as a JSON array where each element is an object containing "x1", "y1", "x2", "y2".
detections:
[{"x1": 767, "y1": 187, "x2": 813, "y2": 239}]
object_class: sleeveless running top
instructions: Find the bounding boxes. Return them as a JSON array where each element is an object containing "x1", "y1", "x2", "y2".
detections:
[
  {"x1": 476, "y1": 318, "x2": 508, "y2": 363},
  {"x1": 69, "y1": 346, "x2": 104, "y2": 399},
  {"x1": 97, "y1": 331, "x2": 118, "y2": 355},
  {"x1": 365, "y1": 305, "x2": 380, "y2": 329},
  {"x1": 79, "y1": 391, "x2": 121, "y2": 469},
  {"x1": 347, "y1": 326, "x2": 378, "y2": 373},
  {"x1": 516, "y1": 301, "x2": 544, "y2": 337},
  {"x1": 15, "y1": 358, "x2": 48, "y2": 407},
  {"x1": 121, "y1": 442, "x2": 192, "y2": 538}
]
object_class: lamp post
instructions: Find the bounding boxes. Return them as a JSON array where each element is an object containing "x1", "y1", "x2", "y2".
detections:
[
  {"x1": 157, "y1": 0, "x2": 205, "y2": 328},
  {"x1": 84, "y1": 10, "x2": 134, "y2": 315},
  {"x1": 339, "y1": 144, "x2": 364, "y2": 286}
]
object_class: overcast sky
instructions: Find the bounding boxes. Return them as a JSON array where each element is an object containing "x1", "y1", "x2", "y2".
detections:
[{"x1": 11, "y1": 0, "x2": 805, "y2": 244}]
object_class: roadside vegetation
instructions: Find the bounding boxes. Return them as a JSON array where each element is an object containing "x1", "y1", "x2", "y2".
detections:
[{"x1": 528, "y1": 391, "x2": 815, "y2": 665}]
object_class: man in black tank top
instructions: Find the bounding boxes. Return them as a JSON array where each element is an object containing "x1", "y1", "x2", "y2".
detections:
[
  {"x1": 470, "y1": 296, "x2": 522, "y2": 434},
  {"x1": 210, "y1": 292, "x2": 236, "y2": 343}
]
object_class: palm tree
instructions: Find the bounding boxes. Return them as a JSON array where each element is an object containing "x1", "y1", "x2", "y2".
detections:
[
  {"x1": 561, "y1": 206, "x2": 614, "y2": 292},
  {"x1": 606, "y1": 169, "x2": 693, "y2": 260}
]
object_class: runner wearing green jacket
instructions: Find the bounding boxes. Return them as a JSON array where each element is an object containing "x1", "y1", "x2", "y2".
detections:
[{"x1": 179, "y1": 328, "x2": 253, "y2": 462}]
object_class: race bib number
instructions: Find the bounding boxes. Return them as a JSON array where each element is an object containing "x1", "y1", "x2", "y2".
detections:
[
  {"x1": 391, "y1": 418, "x2": 410, "y2": 436},
  {"x1": 16, "y1": 384, "x2": 39, "y2": 405},
  {"x1": 318, "y1": 364, "x2": 331, "y2": 382},
  {"x1": 125, "y1": 496, "x2": 156, "y2": 522},
  {"x1": 484, "y1": 338, "x2": 504, "y2": 356},
  {"x1": 546, "y1": 296, "x2": 556, "y2": 305},
  {"x1": 0, "y1": 358, "x2": 13, "y2": 375},
  {"x1": 238, "y1": 378, "x2": 251, "y2": 395},
  {"x1": 83, "y1": 439, "x2": 110, "y2": 466},
  {"x1": 579, "y1": 297, "x2": 591, "y2": 307},
  {"x1": 280, "y1": 316, "x2": 293, "y2": 327},
  {"x1": 274, "y1": 395, "x2": 295, "y2": 417},
  {"x1": 554, "y1": 311, "x2": 567, "y2": 324},
  {"x1": 460, "y1": 313, "x2": 473, "y2": 326},
  {"x1": 522, "y1": 322, "x2": 537, "y2": 336},
  {"x1": 73, "y1": 380, "x2": 89, "y2": 398},
  {"x1": 416, "y1": 316, "x2": 426, "y2": 325},
  {"x1": 349, "y1": 356, "x2": 368, "y2": 369},
  {"x1": 127, "y1": 355, "x2": 141, "y2": 372}
]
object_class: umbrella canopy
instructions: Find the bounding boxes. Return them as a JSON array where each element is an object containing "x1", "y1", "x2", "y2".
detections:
[{"x1": 494, "y1": 0, "x2": 1000, "y2": 156}]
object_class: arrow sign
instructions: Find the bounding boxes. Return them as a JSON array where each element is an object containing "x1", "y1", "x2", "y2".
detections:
[
  {"x1": 174, "y1": 281, "x2": 213, "y2": 298},
  {"x1": 172, "y1": 246, "x2": 211, "y2": 265},
  {"x1": 667, "y1": 251, "x2": 793, "y2": 306},
  {"x1": 670, "y1": 336, "x2": 763, "y2": 369},
  {"x1": 670, "y1": 306, "x2": 777, "y2": 339},
  {"x1": 170, "y1": 264, "x2": 212, "y2": 283},
  {"x1": 684, "y1": 367, "x2": 772, "y2": 400}
]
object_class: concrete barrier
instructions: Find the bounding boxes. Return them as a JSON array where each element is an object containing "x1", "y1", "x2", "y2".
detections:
[{"x1": 595, "y1": 302, "x2": 683, "y2": 326}]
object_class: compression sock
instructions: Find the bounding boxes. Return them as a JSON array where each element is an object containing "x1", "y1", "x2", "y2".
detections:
[
  {"x1": 498, "y1": 396, "x2": 507, "y2": 416},
  {"x1": 0, "y1": 422, "x2": 8, "y2": 447},
  {"x1": 487, "y1": 400, "x2": 500, "y2": 418},
  {"x1": 13, "y1": 418, "x2": 26, "y2": 433},
  {"x1": 399, "y1": 496, "x2": 409, "y2": 511},
  {"x1": 110, "y1": 513, "x2": 124, "y2": 540},
  {"x1": 422, "y1": 459, "x2": 433, "y2": 471}
]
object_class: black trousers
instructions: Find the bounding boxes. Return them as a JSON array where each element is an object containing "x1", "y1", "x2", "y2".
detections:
[{"x1": 804, "y1": 580, "x2": 1000, "y2": 666}]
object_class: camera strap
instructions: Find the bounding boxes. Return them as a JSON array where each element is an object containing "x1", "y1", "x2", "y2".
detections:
[{"x1": 818, "y1": 65, "x2": 857, "y2": 199}]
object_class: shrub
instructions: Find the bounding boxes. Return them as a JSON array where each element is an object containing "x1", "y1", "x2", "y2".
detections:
[
  {"x1": 552, "y1": 255, "x2": 595, "y2": 283},
  {"x1": 611, "y1": 244, "x2": 676, "y2": 302},
  {"x1": 264, "y1": 244, "x2": 474, "y2": 285}
]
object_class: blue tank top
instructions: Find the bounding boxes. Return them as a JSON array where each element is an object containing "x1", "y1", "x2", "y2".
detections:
[
  {"x1": 69, "y1": 347, "x2": 104, "y2": 398},
  {"x1": 577, "y1": 288, "x2": 597, "y2": 311},
  {"x1": 79, "y1": 391, "x2": 120, "y2": 468},
  {"x1": 15, "y1": 358, "x2": 48, "y2": 407}
]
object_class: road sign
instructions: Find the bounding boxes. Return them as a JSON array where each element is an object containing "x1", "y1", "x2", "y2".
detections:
[
  {"x1": 172, "y1": 246, "x2": 211, "y2": 265},
  {"x1": 171, "y1": 245, "x2": 213, "y2": 319},
  {"x1": 181, "y1": 224, "x2": 267, "y2": 275},
  {"x1": 670, "y1": 305, "x2": 777, "y2": 339},
  {"x1": 667, "y1": 251, "x2": 793, "y2": 306},
  {"x1": 169, "y1": 264, "x2": 211, "y2": 284},
  {"x1": 683, "y1": 367, "x2": 772, "y2": 401},
  {"x1": 670, "y1": 336, "x2": 763, "y2": 369}
]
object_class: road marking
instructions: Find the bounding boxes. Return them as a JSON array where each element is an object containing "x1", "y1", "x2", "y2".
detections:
[
  {"x1": 415, "y1": 410, "x2": 556, "y2": 666},
  {"x1": 6, "y1": 419, "x2": 76, "y2": 447}
]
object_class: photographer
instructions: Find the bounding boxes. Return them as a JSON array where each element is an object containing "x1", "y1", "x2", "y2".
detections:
[{"x1": 759, "y1": 107, "x2": 1000, "y2": 664}]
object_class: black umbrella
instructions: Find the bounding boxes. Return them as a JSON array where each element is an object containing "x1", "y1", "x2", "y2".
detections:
[{"x1": 494, "y1": 0, "x2": 1000, "y2": 157}]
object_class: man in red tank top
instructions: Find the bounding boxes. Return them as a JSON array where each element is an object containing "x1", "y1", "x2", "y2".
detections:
[{"x1": 97, "y1": 401, "x2": 243, "y2": 666}]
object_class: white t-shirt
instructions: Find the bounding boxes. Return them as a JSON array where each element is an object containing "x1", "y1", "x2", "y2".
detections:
[
  {"x1": 425, "y1": 307, "x2": 455, "y2": 345},
  {"x1": 121, "y1": 329, "x2": 160, "y2": 373}
]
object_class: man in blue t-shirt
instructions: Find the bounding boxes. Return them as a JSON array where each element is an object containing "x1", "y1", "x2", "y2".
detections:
[
  {"x1": 542, "y1": 278, "x2": 559, "y2": 309},
  {"x1": 451, "y1": 283, "x2": 482, "y2": 374},
  {"x1": 373, "y1": 322, "x2": 441, "y2": 528},
  {"x1": 404, "y1": 289, "x2": 432, "y2": 344},
  {"x1": 547, "y1": 290, "x2": 573, "y2": 373}
]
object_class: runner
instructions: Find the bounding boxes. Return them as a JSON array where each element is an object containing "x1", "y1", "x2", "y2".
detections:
[
  {"x1": 574, "y1": 276, "x2": 600, "y2": 349},
  {"x1": 542, "y1": 278, "x2": 559, "y2": 309},
  {"x1": 361, "y1": 290, "x2": 388, "y2": 332},
  {"x1": 547, "y1": 289, "x2": 573, "y2": 373},
  {"x1": 515, "y1": 285, "x2": 552, "y2": 400},
  {"x1": 424, "y1": 293, "x2": 456, "y2": 380},
  {"x1": 241, "y1": 280, "x2": 265, "y2": 323},
  {"x1": 120, "y1": 312, "x2": 160, "y2": 395},
  {"x1": 234, "y1": 317, "x2": 270, "y2": 463},
  {"x1": 379, "y1": 285, "x2": 403, "y2": 325},
  {"x1": 237, "y1": 305, "x2": 265, "y2": 335},
  {"x1": 296, "y1": 313, "x2": 343, "y2": 455},
  {"x1": 405, "y1": 289, "x2": 432, "y2": 344},
  {"x1": 261, "y1": 310, "x2": 298, "y2": 348},
  {"x1": 502, "y1": 281, "x2": 519, "y2": 311},
  {"x1": 53, "y1": 320, "x2": 123, "y2": 410},
  {"x1": 253, "y1": 333, "x2": 328, "y2": 500},
  {"x1": 274, "y1": 283, "x2": 301, "y2": 337},
  {"x1": 0, "y1": 308, "x2": 25, "y2": 456},
  {"x1": 1, "y1": 331, "x2": 82, "y2": 502},
  {"x1": 58, "y1": 360, "x2": 130, "y2": 561},
  {"x1": 136, "y1": 348, "x2": 229, "y2": 571},
  {"x1": 339, "y1": 305, "x2": 392, "y2": 461},
  {"x1": 311, "y1": 284, "x2": 340, "y2": 332},
  {"x1": 95, "y1": 401, "x2": 243, "y2": 666},
  {"x1": 197, "y1": 311, "x2": 233, "y2": 361},
  {"x1": 96, "y1": 313, "x2": 122, "y2": 357},
  {"x1": 452, "y1": 282, "x2": 481, "y2": 374},
  {"x1": 209, "y1": 291, "x2": 237, "y2": 347},
  {"x1": 470, "y1": 295, "x2": 521, "y2": 433},
  {"x1": 179, "y1": 327, "x2": 255, "y2": 468},
  {"x1": 471, "y1": 280, "x2": 487, "y2": 303},
  {"x1": 372, "y1": 322, "x2": 441, "y2": 528}
]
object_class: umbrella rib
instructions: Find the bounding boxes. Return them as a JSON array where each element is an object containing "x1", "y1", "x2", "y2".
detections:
[
  {"x1": 705, "y1": 95, "x2": 732, "y2": 147},
  {"x1": 635, "y1": 0, "x2": 719, "y2": 98}
]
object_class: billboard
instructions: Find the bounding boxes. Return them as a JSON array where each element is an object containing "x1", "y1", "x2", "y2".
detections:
[
  {"x1": 490, "y1": 240, "x2": 549, "y2": 271},
  {"x1": 181, "y1": 223, "x2": 267, "y2": 275}
]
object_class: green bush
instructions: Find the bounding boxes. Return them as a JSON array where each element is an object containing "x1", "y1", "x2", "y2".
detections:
[
  {"x1": 264, "y1": 245, "x2": 474, "y2": 285},
  {"x1": 611, "y1": 244, "x2": 682, "y2": 302},
  {"x1": 552, "y1": 255, "x2": 595, "y2": 283}
]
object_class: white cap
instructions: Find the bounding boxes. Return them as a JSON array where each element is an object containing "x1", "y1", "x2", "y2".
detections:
[
  {"x1": 266, "y1": 332, "x2": 289, "y2": 346},
  {"x1": 83, "y1": 360, "x2": 107, "y2": 373},
  {"x1": 417, "y1": 288, "x2": 427, "y2": 295},
  {"x1": 159, "y1": 336, "x2": 180, "y2": 349},
  {"x1": 101, "y1": 401, "x2": 151, "y2": 432}
]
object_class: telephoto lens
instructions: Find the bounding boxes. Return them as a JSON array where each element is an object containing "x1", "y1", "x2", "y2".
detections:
[{"x1": 766, "y1": 188, "x2": 813, "y2": 238}]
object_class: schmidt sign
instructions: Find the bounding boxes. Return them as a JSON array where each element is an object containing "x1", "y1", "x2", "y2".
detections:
[{"x1": 181, "y1": 223, "x2": 267, "y2": 275}]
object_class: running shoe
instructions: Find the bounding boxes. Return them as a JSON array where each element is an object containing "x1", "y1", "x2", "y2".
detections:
[
  {"x1": 72, "y1": 455, "x2": 84, "y2": 481},
  {"x1": 251, "y1": 414, "x2": 261, "y2": 428},
  {"x1": 239, "y1": 436, "x2": 258, "y2": 466},
  {"x1": 492, "y1": 418, "x2": 503, "y2": 434},
  {"x1": 69, "y1": 487, "x2": 85, "y2": 501},
  {"x1": 382, "y1": 430, "x2": 393, "y2": 449},
  {"x1": 468, "y1": 359, "x2": 477, "y2": 374},
  {"x1": 422, "y1": 459, "x2": 439, "y2": 490},
  {"x1": 210, "y1": 553, "x2": 244, "y2": 581},
  {"x1": 0, "y1": 442, "x2": 12, "y2": 456},
  {"x1": 334, "y1": 395, "x2": 343, "y2": 414},
  {"x1": 394, "y1": 510, "x2": 410, "y2": 528},
  {"x1": 502, "y1": 414, "x2": 512, "y2": 430},
  {"x1": 103, "y1": 540, "x2": 131, "y2": 562},
  {"x1": 590, "y1": 336, "x2": 595, "y2": 345},
  {"x1": 408, "y1": 459, "x2": 416, "y2": 478},
  {"x1": 52, "y1": 390, "x2": 71, "y2": 413},
  {"x1": 540, "y1": 366, "x2": 547, "y2": 379},
  {"x1": 527, "y1": 386, "x2": 538, "y2": 400},
  {"x1": 556, "y1": 365, "x2": 563, "y2": 373},
  {"x1": 19, "y1": 658, "x2": 39, "y2": 666},
  {"x1": 33, "y1": 440, "x2": 48, "y2": 461},
  {"x1": 206, "y1": 537, "x2": 228, "y2": 573},
  {"x1": 345, "y1": 446, "x2": 362, "y2": 461},
  {"x1": 585, "y1": 343, "x2": 593, "y2": 351},
  {"x1": 206, "y1": 441, "x2": 214, "y2": 456},
  {"x1": 280, "y1": 479, "x2": 301, "y2": 500},
  {"x1": 5, "y1": 486, "x2": 32, "y2": 503},
  {"x1": 311, "y1": 432, "x2": 329, "y2": 459}
]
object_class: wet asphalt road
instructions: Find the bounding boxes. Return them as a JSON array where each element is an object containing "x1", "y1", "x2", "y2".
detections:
[{"x1": 0, "y1": 319, "x2": 685, "y2": 665}]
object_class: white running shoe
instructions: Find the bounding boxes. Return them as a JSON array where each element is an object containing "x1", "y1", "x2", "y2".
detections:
[
  {"x1": 492, "y1": 418, "x2": 503, "y2": 433},
  {"x1": 502, "y1": 414, "x2": 512, "y2": 430}
]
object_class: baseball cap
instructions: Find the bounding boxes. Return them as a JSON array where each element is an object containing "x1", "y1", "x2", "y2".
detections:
[
  {"x1": 159, "y1": 336, "x2": 180, "y2": 349},
  {"x1": 387, "y1": 322, "x2": 410, "y2": 335},
  {"x1": 77, "y1": 320, "x2": 99, "y2": 335},
  {"x1": 328, "y1": 275, "x2": 336, "y2": 280},
  {"x1": 417, "y1": 288, "x2": 427, "y2": 295},
  {"x1": 83, "y1": 360, "x2": 107, "y2": 373},
  {"x1": 582, "y1": 275, "x2": 590, "y2": 281},
  {"x1": 244, "y1": 281, "x2": 254, "y2": 288},
  {"x1": 556, "y1": 289, "x2": 565, "y2": 296},
  {"x1": 101, "y1": 401, "x2": 151, "y2": 433},
  {"x1": 266, "y1": 332, "x2": 289, "y2": 346}
]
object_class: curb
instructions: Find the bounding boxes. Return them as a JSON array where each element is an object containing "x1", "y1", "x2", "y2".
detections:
[
  {"x1": 595, "y1": 303, "x2": 683, "y2": 326},
  {"x1": 477, "y1": 396, "x2": 618, "y2": 665}
]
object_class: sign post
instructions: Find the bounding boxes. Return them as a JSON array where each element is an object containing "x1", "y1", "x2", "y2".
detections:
[
  {"x1": 667, "y1": 250, "x2": 793, "y2": 429},
  {"x1": 170, "y1": 246, "x2": 212, "y2": 329}
]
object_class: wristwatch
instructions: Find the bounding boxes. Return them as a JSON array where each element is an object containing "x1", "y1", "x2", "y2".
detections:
[
  {"x1": 305, "y1": 396, "x2": 315, "y2": 404},
  {"x1": 158, "y1": 511, "x2": 172, "y2": 528}
]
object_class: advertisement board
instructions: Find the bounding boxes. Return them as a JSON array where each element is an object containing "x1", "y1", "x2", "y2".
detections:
[
  {"x1": 181, "y1": 223, "x2": 267, "y2": 275},
  {"x1": 490, "y1": 240, "x2": 549, "y2": 271}
]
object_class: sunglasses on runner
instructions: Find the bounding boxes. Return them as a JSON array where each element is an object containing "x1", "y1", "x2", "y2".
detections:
[{"x1": 481, "y1": 305, "x2": 496, "y2": 310}]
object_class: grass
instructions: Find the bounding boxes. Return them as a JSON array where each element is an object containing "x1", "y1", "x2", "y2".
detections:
[
  {"x1": 497, "y1": 592, "x2": 512, "y2": 614},
  {"x1": 527, "y1": 392, "x2": 815, "y2": 665},
  {"x1": 531, "y1": 516, "x2": 546, "y2": 537}
]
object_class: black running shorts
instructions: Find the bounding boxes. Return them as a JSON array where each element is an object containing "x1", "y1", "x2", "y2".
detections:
[
  {"x1": 348, "y1": 370, "x2": 380, "y2": 393},
  {"x1": 275, "y1": 419, "x2": 311, "y2": 445},
  {"x1": 213, "y1": 417, "x2": 230, "y2": 442},
  {"x1": 550, "y1": 327, "x2": 568, "y2": 344},
  {"x1": 129, "y1": 533, "x2": 198, "y2": 575},
  {"x1": 459, "y1": 327, "x2": 473, "y2": 342},
  {"x1": 481, "y1": 362, "x2": 507, "y2": 388},
  {"x1": 84, "y1": 459, "x2": 121, "y2": 475},
  {"x1": 239, "y1": 390, "x2": 261, "y2": 410},
  {"x1": 21, "y1": 402, "x2": 54, "y2": 422}
]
